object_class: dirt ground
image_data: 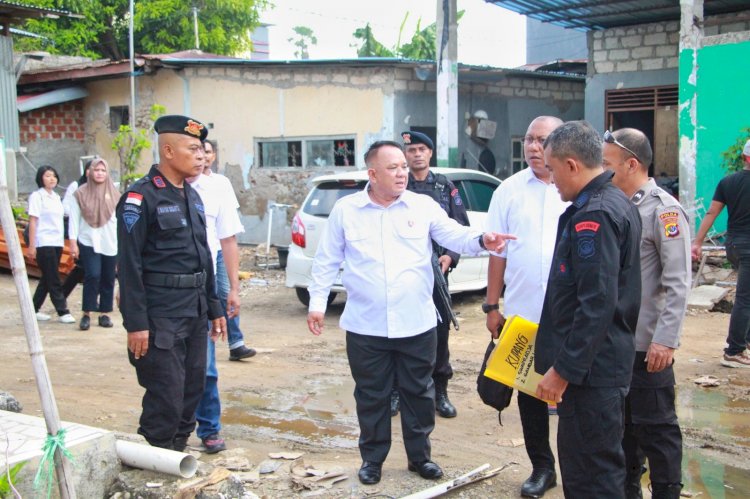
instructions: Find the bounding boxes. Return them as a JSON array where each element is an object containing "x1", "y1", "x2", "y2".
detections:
[{"x1": 2, "y1": 250, "x2": 750, "y2": 498}]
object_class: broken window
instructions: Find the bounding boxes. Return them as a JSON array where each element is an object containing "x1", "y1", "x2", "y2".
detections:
[
  {"x1": 110, "y1": 106, "x2": 129, "y2": 132},
  {"x1": 258, "y1": 136, "x2": 355, "y2": 168}
]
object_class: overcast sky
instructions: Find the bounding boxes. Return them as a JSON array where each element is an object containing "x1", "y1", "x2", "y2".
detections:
[{"x1": 260, "y1": 0, "x2": 527, "y2": 68}]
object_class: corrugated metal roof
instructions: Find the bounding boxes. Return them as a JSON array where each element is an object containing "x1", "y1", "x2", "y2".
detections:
[
  {"x1": 485, "y1": 0, "x2": 750, "y2": 30},
  {"x1": 0, "y1": 0, "x2": 81, "y2": 24}
]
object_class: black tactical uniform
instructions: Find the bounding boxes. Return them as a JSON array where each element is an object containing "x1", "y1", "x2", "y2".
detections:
[
  {"x1": 407, "y1": 170, "x2": 469, "y2": 388},
  {"x1": 535, "y1": 171, "x2": 642, "y2": 498},
  {"x1": 117, "y1": 164, "x2": 222, "y2": 449}
]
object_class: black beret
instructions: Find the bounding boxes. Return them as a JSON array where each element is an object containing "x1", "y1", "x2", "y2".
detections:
[
  {"x1": 154, "y1": 115, "x2": 208, "y2": 141},
  {"x1": 401, "y1": 130, "x2": 434, "y2": 150}
]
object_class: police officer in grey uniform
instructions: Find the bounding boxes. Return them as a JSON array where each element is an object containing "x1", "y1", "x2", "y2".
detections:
[
  {"x1": 603, "y1": 128, "x2": 689, "y2": 499},
  {"x1": 117, "y1": 115, "x2": 226, "y2": 450},
  {"x1": 391, "y1": 130, "x2": 469, "y2": 419}
]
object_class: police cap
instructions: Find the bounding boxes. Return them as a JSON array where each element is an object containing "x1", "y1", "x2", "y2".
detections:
[
  {"x1": 154, "y1": 115, "x2": 208, "y2": 141},
  {"x1": 401, "y1": 130, "x2": 434, "y2": 150}
]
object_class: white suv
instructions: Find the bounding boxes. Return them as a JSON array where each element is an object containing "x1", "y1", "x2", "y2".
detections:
[{"x1": 285, "y1": 167, "x2": 501, "y2": 306}]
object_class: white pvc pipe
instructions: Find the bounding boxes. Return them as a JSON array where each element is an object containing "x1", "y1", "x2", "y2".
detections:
[{"x1": 115, "y1": 440, "x2": 198, "y2": 478}]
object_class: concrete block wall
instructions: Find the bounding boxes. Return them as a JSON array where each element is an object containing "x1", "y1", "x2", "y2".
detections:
[
  {"x1": 589, "y1": 10, "x2": 750, "y2": 76},
  {"x1": 19, "y1": 101, "x2": 85, "y2": 143}
]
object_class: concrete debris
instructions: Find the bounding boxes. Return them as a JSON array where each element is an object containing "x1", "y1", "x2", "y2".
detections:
[
  {"x1": 688, "y1": 285, "x2": 729, "y2": 310},
  {"x1": 0, "y1": 391, "x2": 22, "y2": 412},
  {"x1": 258, "y1": 459, "x2": 283, "y2": 474},
  {"x1": 211, "y1": 456, "x2": 253, "y2": 471},
  {"x1": 269, "y1": 451, "x2": 304, "y2": 460},
  {"x1": 693, "y1": 375, "x2": 721, "y2": 387},
  {"x1": 289, "y1": 459, "x2": 348, "y2": 490}
]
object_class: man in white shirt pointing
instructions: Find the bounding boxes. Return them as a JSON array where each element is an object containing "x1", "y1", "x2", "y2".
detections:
[{"x1": 307, "y1": 140, "x2": 514, "y2": 486}]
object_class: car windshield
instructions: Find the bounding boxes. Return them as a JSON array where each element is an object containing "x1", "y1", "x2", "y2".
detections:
[{"x1": 303, "y1": 180, "x2": 366, "y2": 217}]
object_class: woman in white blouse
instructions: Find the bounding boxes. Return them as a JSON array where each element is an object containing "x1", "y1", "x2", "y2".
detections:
[
  {"x1": 27, "y1": 166, "x2": 76, "y2": 324},
  {"x1": 68, "y1": 158, "x2": 119, "y2": 331}
]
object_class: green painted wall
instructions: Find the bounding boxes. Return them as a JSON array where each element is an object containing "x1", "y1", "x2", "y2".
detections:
[{"x1": 692, "y1": 40, "x2": 750, "y2": 235}]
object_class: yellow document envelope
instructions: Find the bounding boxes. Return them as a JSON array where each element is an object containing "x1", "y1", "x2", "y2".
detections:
[{"x1": 483, "y1": 315, "x2": 551, "y2": 402}]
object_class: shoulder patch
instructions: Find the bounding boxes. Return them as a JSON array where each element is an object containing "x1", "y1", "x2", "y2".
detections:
[
  {"x1": 659, "y1": 211, "x2": 681, "y2": 238},
  {"x1": 632, "y1": 190, "x2": 645, "y2": 203},
  {"x1": 122, "y1": 210, "x2": 141, "y2": 233},
  {"x1": 575, "y1": 221, "x2": 600, "y2": 233},
  {"x1": 152, "y1": 176, "x2": 167, "y2": 189},
  {"x1": 450, "y1": 188, "x2": 463, "y2": 206},
  {"x1": 577, "y1": 237, "x2": 596, "y2": 259}
]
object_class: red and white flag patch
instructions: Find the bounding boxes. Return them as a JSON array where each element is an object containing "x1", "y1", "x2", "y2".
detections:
[{"x1": 126, "y1": 192, "x2": 143, "y2": 206}]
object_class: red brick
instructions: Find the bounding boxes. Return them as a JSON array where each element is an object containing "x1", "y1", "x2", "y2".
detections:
[
  {"x1": 63, "y1": 118, "x2": 73, "y2": 125},
  {"x1": 51, "y1": 132, "x2": 62, "y2": 139},
  {"x1": 75, "y1": 132, "x2": 84, "y2": 141},
  {"x1": 51, "y1": 118, "x2": 61, "y2": 125},
  {"x1": 39, "y1": 118, "x2": 49, "y2": 125},
  {"x1": 26, "y1": 118, "x2": 37, "y2": 125}
]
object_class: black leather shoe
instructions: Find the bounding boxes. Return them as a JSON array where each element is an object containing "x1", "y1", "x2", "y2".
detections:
[
  {"x1": 98, "y1": 315, "x2": 113, "y2": 328},
  {"x1": 390, "y1": 390, "x2": 400, "y2": 417},
  {"x1": 408, "y1": 460, "x2": 443, "y2": 480},
  {"x1": 521, "y1": 468, "x2": 557, "y2": 498},
  {"x1": 358, "y1": 461, "x2": 382, "y2": 485},
  {"x1": 79, "y1": 315, "x2": 90, "y2": 331},
  {"x1": 229, "y1": 345, "x2": 257, "y2": 361},
  {"x1": 435, "y1": 387, "x2": 457, "y2": 418}
]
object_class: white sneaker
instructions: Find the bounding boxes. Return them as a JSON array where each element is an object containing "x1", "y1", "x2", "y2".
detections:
[
  {"x1": 58, "y1": 314, "x2": 76, "y2": 324},
  {"x1": 36, "y1": 312, "x2": 51, "y2": 321}
]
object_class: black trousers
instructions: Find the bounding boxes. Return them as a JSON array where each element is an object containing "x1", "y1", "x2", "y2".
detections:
[
  {"x1": 129, "y1": 315, "x2": 208, "y2": 449},
  {"x1": 346, "y1": 329, "x2": 437, "y2": 464},
  {"x1": 557, "y1": 385, "x2": 628, "y2": 499},
  {"x1": 519, "y1": 391, "x2": 555, "y2": 470},
  {"x1": 623, "y1": 352, "x2": 682, "y2": 485},
  {"x1": 433, "y1": 284, "x2": 454, "y2": 385},
  {"x1": 33, "y1": 246, "x2": 70, "y2": 316}
]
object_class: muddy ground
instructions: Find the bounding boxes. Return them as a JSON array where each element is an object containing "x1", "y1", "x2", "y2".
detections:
[{"x1": 2, "y1": 249, "x2": 749, "y2": 498}]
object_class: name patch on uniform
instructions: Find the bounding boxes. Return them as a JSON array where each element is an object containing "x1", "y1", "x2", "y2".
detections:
[
  {"x1": 450, "y1": 188, "x2": 463, "y2": 206},
  {"x1": 659, "y1": 211, "x2": 680, "y2": 238},
  {"x1": 575, "y1": 221, "x2": 600, "y2": 233},
  {"x1": 195, "y1": 203, "x2": 204, "y2": 213},
  {"x1": 157, "y1": 205, "x2": 181, "y2": 214},
  {"x1": 126, "y1": 192, "x2": 143, "y2": 206},
  {"x1": 152, "y1": 176, "x2": 167, "y2": 189}
]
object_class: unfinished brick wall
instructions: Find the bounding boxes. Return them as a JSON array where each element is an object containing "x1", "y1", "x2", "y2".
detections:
[{"x1": 19, "y1": 101, "x2": 85, "y2": 143}]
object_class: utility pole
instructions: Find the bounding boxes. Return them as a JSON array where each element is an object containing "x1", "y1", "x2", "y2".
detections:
[
  {"x1": 128, "y1": 0, "x2": 135, "y2": 128},
  {"x1": 435, "y1": 0, "x2": 458, "y2": 166},
  {"x1": 192, "y1": 7, "x2": 200, "y2": 50},
  {"x1": 678, "y1": 0, "x2": 703, "y2": 228}
]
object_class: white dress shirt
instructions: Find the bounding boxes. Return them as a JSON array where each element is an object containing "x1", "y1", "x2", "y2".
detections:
[
  {"x1": 309, "y1": 188, "x2": 484, "y2": 338},
  {"x1": 485, "y1": 167, "x2": 569, "y2": 322},
  {"x1": 28, "y1": 188, "x2": 65, "y2": 248},
  {"x1": 68, "y1": 200, "x2": 118, "y2": 256},
  {"x1": 191, "y1": 173, "x2": 245, "y2": 270}
]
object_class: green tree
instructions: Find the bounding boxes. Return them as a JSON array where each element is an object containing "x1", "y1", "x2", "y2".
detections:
[
  {"x1": 112, "y1": 104, "x2": 165, "y2": 190},
  {"x1": 353, "y1": 11, "x2": 464, "y2": 60},
  {"x1": 14, "y1": 0, "x2": 268, "y2": 59},
  {"x1": 288, "y1": 25, "x2": 317, "y2": 60},
  {"x1": 721, "y1": 127, "x2": 750, "y2": 173}
]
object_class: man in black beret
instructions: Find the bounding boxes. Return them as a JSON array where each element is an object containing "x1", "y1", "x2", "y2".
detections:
[
  {"x1": 389, "y1": 130, "x2": 469, "y2": 420},
  {"x1": 117, "y1": 114, "x2": 226, "y2": 450}
]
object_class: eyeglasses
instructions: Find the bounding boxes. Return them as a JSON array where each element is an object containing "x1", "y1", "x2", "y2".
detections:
[
  {"x1": 603, "y1": 130, "x2": 642, "y2": 164},
  {"x1": 523, "y1": 135, "x2": 547, "y2": 145}
]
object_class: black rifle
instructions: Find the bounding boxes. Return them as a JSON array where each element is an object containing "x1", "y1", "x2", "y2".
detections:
[{"x1": 432, "y1": 252, "x2": 459, "y2": 330}]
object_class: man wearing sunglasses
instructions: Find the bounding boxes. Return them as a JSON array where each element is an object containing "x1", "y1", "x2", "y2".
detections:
[{"x1": 603, "y1": 128, "x2": 689, "y2": 499}]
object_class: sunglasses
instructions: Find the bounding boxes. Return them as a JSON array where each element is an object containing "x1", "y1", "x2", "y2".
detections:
[{"x1": 603, "y1": 130, "x2": 642, "y2": 165}]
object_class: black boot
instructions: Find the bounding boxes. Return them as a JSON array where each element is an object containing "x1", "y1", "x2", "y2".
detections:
[
  {"x1": 390, "y1": 389, "x2": 400, "y2": 417},
  {"x1": 435, "y1": 381, "x2": 457, "y2": 418},
  {"x1": 651, "y1": 482, "x2": 683, "y2": 499}
]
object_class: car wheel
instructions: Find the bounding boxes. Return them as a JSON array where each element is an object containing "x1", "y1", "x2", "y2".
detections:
[{"x1": 295, "y1": 288, "x2": 337, "y2": 306}]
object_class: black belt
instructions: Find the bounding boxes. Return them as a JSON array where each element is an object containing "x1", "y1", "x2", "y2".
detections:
[{"x1": 143, "y1": 271, "x2": 206, "y2": 288}]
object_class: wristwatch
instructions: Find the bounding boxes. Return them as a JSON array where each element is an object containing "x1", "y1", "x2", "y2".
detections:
[
  {"x1": 477, "y1": 234, "x2": 487, "y2": 250},
  {"x1": 482, "y1": 303, "x2": 500, "y2": 314}
]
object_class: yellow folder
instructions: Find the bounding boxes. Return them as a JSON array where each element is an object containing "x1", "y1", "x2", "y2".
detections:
[{"x1": 483, "y1": 315, "x2": 552, "y2": 403}]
